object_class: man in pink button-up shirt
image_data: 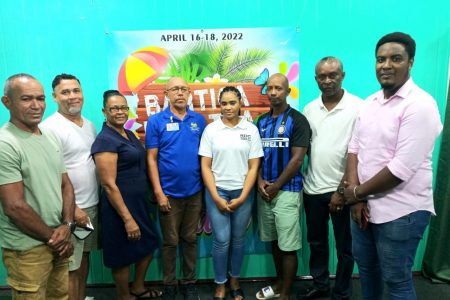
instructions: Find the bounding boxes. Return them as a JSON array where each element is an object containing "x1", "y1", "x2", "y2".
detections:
[{"x1": 343, "y1": 32, "x2": 442, "y2": 300}]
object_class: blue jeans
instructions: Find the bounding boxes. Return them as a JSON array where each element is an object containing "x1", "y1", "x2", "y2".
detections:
[
  {"x1": 205, "y1": 187, "x2": 254, "y2": 284},
  {"x1": 351, "y1": 210, "x2": 431, "y2": 300}
]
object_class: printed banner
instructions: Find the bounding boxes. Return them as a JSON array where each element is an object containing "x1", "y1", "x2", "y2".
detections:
[{"x1": 107, "y1": 27, "x2": 300, "y2": 257}]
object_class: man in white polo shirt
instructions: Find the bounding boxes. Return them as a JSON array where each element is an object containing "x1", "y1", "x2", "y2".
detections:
[
  {"x1": 41, "y1": 74, "x2": 99, "y2": 300},
  {"x1": 298, "y1": 57, "x2": 363, "y2": 300}
]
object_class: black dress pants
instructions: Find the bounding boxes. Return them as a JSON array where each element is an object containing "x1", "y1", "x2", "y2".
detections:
[{"x1": 303, "y1": 191, "x2": 354, "y2": 299}]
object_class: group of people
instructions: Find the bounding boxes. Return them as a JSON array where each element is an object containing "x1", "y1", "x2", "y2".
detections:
[{"x1": 0, "y1": 31, "x2": 442, "y2": 300}]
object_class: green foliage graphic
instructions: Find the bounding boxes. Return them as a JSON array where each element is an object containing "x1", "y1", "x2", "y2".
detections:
[{"x1": 162, "y1": 41, "x2": 272, "y2": 82}]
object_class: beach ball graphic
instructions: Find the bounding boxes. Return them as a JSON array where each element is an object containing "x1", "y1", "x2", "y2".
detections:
[{"x1": 118, "y1": 46, "x2": 169, "y2": 95}]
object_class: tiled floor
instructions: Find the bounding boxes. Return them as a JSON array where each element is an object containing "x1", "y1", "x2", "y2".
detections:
[{"x1": 1, "y1": 276, "x2": 449, "y2": 299}]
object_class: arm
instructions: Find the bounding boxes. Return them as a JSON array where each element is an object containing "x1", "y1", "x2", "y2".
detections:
[
  {"x1": 201, "y1": 156, "x2": 231, "y2": 213},
  {"x1": 329, "y1": 175, "x2": 346, "y2": 213},
  {"x1": 47, "y1": 173, "x2": 75, "y2": 256},
  {"x1": 94, "y1": 152, "x2": 140, "y2": 240},
  {"x1": 228, "y1": 158, "x2": 260, "y2": 211},
  {"x1": 344, "y1": 167, "x2": 402, "y2": 205},
  {"x1": 61, "y1": 173, "x2": 75, "y2": 223},
  {"x1": 257, "y1": 169, "x2": 271, "y2": 200},
  {"x1": 74, "y1": 205, "x2": 90, "y2": 226},
  {"x1": 265, "y1": 146, "x2": 307, "y2": 200},
  {"x1": 0, "y1": 182, "x2": 54, "y2": 243},
  {"x1": 343, "y1": 98, "x2": 442, "y2": 204},
  {"x1": 340, "y1": 153, "x2": 369, "y2": 227},
  {"x1": 147, "y1": 148, "x2": 171, "y2": 212}
]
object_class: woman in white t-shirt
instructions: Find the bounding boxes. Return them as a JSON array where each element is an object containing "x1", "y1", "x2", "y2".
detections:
[{"x1": 199, "y1": 86, "x2": 263, "y2": 300}]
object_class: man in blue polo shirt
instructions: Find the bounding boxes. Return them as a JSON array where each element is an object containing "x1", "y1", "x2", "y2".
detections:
[
  {"x1": 255, "y1": 74, "x2": 311, "y2": 300},
  {"x1": 146, "y1": 77, "x2": 206, "y2": 300}
]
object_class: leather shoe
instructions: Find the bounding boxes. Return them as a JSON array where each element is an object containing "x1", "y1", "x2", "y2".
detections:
[{"x1": 297, "y1": 287, "x2": 330, "y2": 299}]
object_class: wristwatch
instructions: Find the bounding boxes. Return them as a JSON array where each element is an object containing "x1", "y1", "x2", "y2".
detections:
[
  {"x1": 337, "y1": 186, "x2": 345, "y2": 195},
  {"x1": 62, "y1": 221, "x2": 76, "y2": 233}
]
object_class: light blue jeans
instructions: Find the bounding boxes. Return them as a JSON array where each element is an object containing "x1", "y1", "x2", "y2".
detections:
[
  {"x1": 205, "y1": 187, "x2": 254, "y2": 284},
  {"x1": 351, "y1": 210, "x2": 431, "y2": 300}
]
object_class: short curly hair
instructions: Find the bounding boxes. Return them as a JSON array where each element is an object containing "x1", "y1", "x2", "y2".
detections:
[{"x1": 375, "y1": 32, "x2": 416, "y2": 59}]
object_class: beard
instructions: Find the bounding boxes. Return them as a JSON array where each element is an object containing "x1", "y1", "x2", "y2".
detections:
[
  {"x1": 68, "y1": 106, "x2": 82, "y2": 114},
  {"x1": 379, "y1": 81, "x2": 396, "y2": 90}
]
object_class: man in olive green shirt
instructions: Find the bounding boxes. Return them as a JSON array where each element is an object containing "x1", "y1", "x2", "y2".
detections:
[{"x1": 0, "y1": 73, "x2": 75, "y2": 299}]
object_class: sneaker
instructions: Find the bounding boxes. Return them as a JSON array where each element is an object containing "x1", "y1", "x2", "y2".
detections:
[
  {"x1": 181, "y1": 284, "x2": 200, "y2": 300},
  {"x1": 163, "y1": 285, "x2": 177, "y2": 300},
  {"x1": 85, "y1": 297, "x2": 95, "y2": 300}
]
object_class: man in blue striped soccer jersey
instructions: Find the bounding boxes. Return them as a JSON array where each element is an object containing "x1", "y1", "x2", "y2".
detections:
[{"x1": 255, "y1": 73, "x2": 311, "y2": 300}]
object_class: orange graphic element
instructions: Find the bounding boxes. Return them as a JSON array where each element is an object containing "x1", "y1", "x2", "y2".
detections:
[{"x1": 118, "y1": 46, "x2": 169, "y2": 95}]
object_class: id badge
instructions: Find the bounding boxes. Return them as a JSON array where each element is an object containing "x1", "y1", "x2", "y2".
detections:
[{"x1": 166, "y1": 122, "x2": 179, "y2": 131}]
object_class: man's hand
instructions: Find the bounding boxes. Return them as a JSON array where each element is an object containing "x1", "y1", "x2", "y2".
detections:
[
  {"x1": 258, "y1": 177, "x2": 271, "y2": 201},
  {"x1": 156, "y1": 193, "x2": 171, "y2": 212},
  {"x1": 343, "y1": 181, "x2": 362, "y2": 205},
  {"x1": 351, "y1": 202, "x2": 370, "y2": 229},
  {"x1": 57, "y1": 241, "x2": 74, "y2": 258},
  {"x1": 47, "y1": 225, "x2": 71, "y2": 253},
  {"x1": 74, "y1": 206, "x2": 89, "y2": 227},
  {"x1": 329, "y1": 192, "x2": 345, "y2": 213},
  {"x1": 265, "y1": 182, "x2": 280, "y2": 201},
  {"x1": 124, "y1": 218, "x2": 141, "y2": 241}
]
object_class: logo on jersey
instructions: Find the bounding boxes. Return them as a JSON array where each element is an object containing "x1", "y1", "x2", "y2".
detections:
[
  {"x1": 240, "y1": 134, "x2": 251, "y2": 141},
  {"x1": 277, "y1": 125, "x2": 286, "y2": 134},
  {"x1": 190, "y1": 122, "x2": 199, "y2": 131},
  {"x1": 262, "y1": 137, "x2": 289, "y2": 148}
]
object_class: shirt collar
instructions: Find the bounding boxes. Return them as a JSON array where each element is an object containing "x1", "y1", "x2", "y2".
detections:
[
  {"x1": 217, "y1": 116, "x2": 247, "y2": 129},
  {"x1": 269, "y1": 104, "x2": 291, "y2": 117},
  {"x1": 318, "y1": 89, "x2": 348, "y2": 111},
  {"x1": 162, "y1": 106, "x2": 194, "y2": 120},
  {"x1": 374, "y1": 78, "x2": 415, "y2": 104}
]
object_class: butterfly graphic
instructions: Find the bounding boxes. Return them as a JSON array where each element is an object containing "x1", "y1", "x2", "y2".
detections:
[
  {"x1": 254, "y1": 68, "x2": 269, "y2": 95},
  {"x1": 253, "y1": 62, "x2": 300, "y2": 99}
]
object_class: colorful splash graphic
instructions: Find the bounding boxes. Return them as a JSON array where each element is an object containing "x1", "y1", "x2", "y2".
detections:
[{"x1": 118, "y1": 46, "x2": 169, "y2": 95}]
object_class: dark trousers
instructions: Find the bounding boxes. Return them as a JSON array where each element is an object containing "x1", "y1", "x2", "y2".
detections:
[
  {"x1": 304, "y1": 192, "x2": 354, "y2": 299},
  {"x1": 159, "y1": 191, "x2": 202, "y2": 285}
]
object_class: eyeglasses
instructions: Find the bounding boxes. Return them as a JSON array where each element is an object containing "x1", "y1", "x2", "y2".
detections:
[
  {"x1": 107, "y1": 106, "x2": 129, "y2": 113},
  {"x1": 166, "y1": 86, "x2": 190, "y2": 93}
]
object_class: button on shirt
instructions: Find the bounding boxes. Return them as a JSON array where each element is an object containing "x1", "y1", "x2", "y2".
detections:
[
  {"x1": 348, "y1": 79, "x2": 442, "y2": 223},
  {"x1": 303, "y1": 90, "x2": 363, "y2": 194}
]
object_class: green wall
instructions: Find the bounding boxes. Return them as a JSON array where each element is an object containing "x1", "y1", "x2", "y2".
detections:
[{"x1": 0, "y1": 0, "x2": 449, "y2": 285}]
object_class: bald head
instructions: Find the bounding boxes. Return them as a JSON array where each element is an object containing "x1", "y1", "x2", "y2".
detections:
[
  {"x1": 267, "y1": 73, "x2": 289, "y2": 89},
  {"x1": 165, "y1": 77, "x2": 188, "y2": 91}
]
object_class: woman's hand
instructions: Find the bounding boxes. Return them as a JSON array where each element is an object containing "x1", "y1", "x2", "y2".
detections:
[
  {"x1": 124, "y1": 218, "x2": 141, "y2": 241},
  {"x1": 228, "y1": 198, "x2": 244, "y2": 211},
  {"x1": 74, "y1": 206, "x2": 90, "y2": 227},
  {"x1": 215, "y1": 197, "x2": 232, "y2": 213}
]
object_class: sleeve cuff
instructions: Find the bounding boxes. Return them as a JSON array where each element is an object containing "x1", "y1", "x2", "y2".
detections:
[{"x1": 387, "y1": 158, "x2": 413, "y2": 181}]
